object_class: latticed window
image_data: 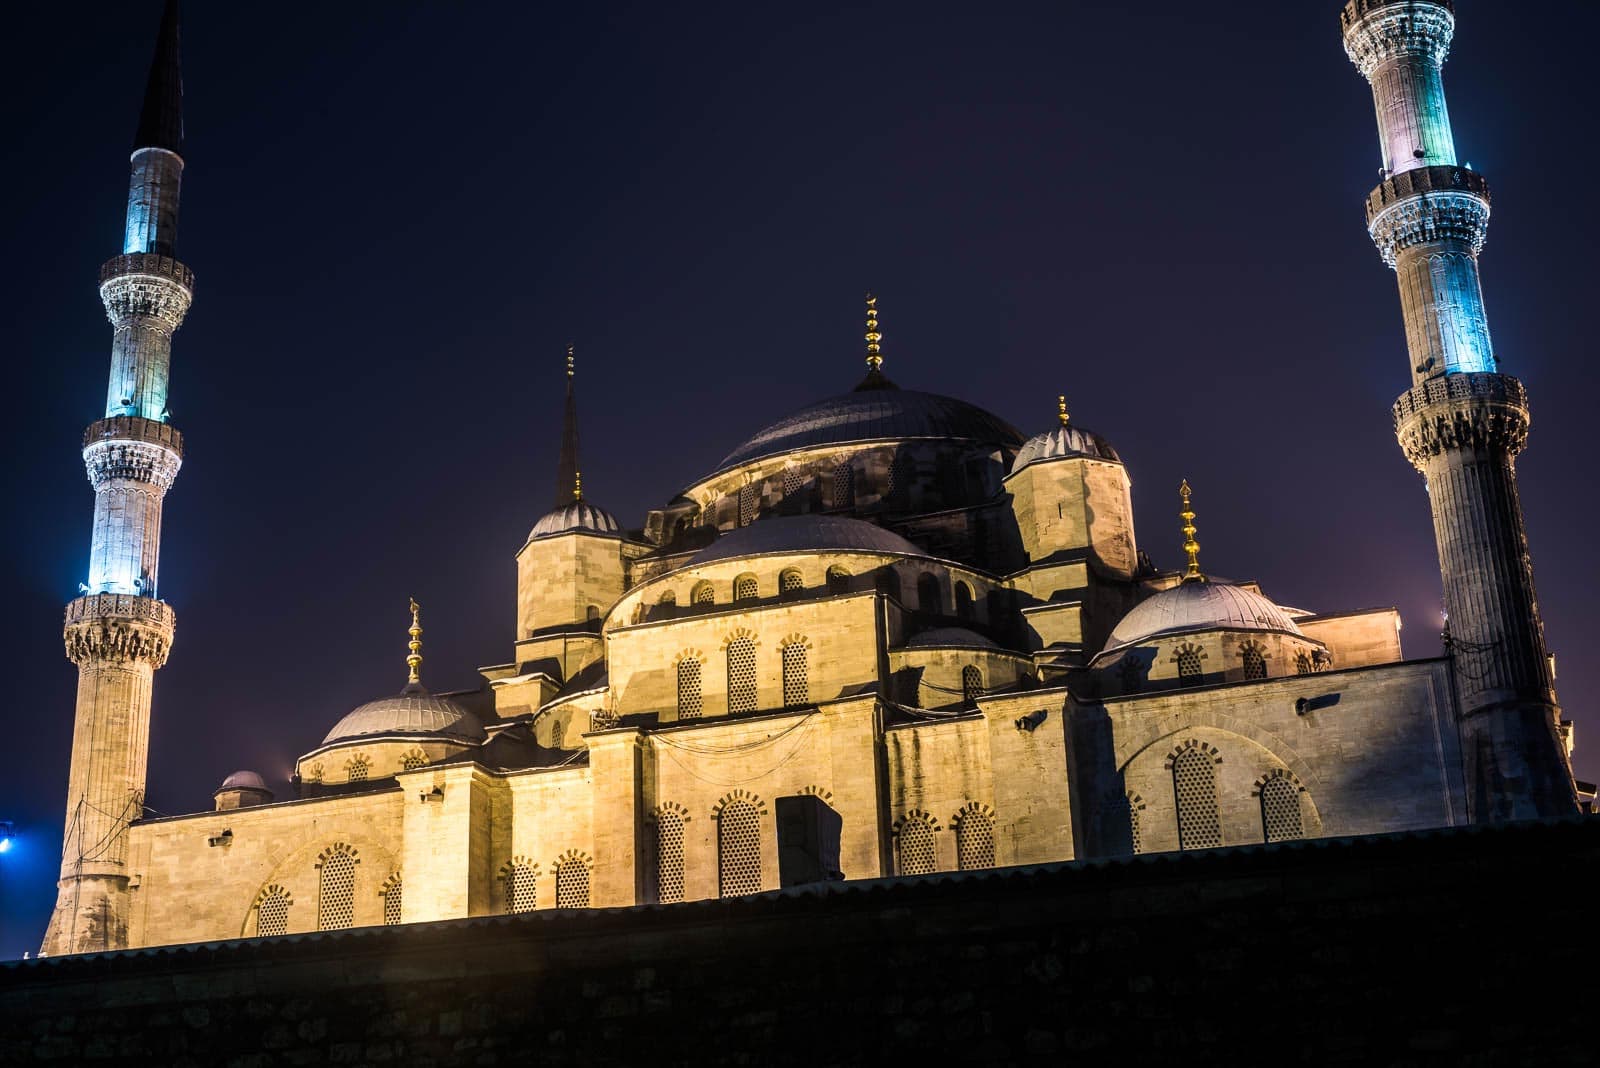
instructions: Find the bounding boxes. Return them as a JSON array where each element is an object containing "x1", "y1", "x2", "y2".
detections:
[
  {"x1": 381, "y1": 877, "x2": 402, "y2": 926},
  {"x1": 734, "y1": 574, "x2": 758, "y2": 602},
  {"x1": 346, "y1": 757, "x2": 369, "y2": 783},
  {"x1": 659, "y1": 590, "x2": 677, "y2": 607},
  {"x1": 693, "y1": 582, "x2": 715, "y2": 605},
  {"x1": 833, "y1": 462, "x2": 855, "y2": 508},
  {"x1": 257, "y1": 890, "x2": 290, "y2": 937},
  {"x1": 779, "y1": 568, "x2": 803, "y2": 595},
  {"x1": 677, "y1": 658, "x2": 703, "y2": 720},
  {"x1": 1242, "y1": 645, "x2": 1267, "y2": 680},
  {"x1": 782, "y1": 467, "x2": 804, "y2": 500},
  {"x1": 400, "y1": 750, "x2": 426, "y2": 771},
  {"x1": 955, "y1": 582, "x2": 974, "y2": 620},
  {"x1": 654, "y1": 811, "x2": 686, "y2": 903},
  {"x1": 718, "y1": 801, "x2": 763, "y2": 897},
  {"x1": 826, "y1": 566, "x2": 850, "y2": 594},
  {"x1": 1260, "y1": 778, "x2": 1304, "y2": 843},
  {"x1": 318, "y1": 850, "x2": 357, "y2": 931},
  {"x1": 962, "y1": 665, "x2": 983, "y2": 706},
  {"x1": 917, "y1": 573, "x2": 941, "y2": 614},
  {"x1": 782, "y1": 643, "x2": 808, "y2": 706},
  {"x1": 738, "y1": 483, "x2": 759, "y2": 526},
  {"x1": 897, "y1": 817, "x2": 937, "y2": 875},
  {"x1": 955, "y1": 810, "x2": 995, "y2": 871},
  {"x1": 1295, "y1": 652, "x2": 1312, "y2": 676},
  {"x1": 555, "y1": 859, "x2": 591, "y2": 908},
  {"x1": 506, "y1": 864, "x2": 537, "y2": 914},
  {"x1": 888, "y1": 452, "x2": 913, "y2": 505},
  {"x1": 1128, "y1": 798, "x2": 1144, "y2": 855},
  {"x1": 1101, "y1": 794, "x2": 1143, "y2": 855},
  {"x1": 552, "y1": 719, "x2": 566, "y2": 749},
  {"x1": 1172, "y1": 748, "x2": 1222, "y2": 850},
  {"x1": 727, "y1": 638, "x2": 757, "y2": 713},
  {"x1": 1176, "y1": 647, "x2": 1203, "y2": 683}
]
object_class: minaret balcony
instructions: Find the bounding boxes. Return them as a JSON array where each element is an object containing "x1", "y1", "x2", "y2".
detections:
[
  {"x1": 63, "y1": 593, "x2": 175, "y2": 668},
  {"x1": 99, "y1": 252, "x2": 193, "y2": 291},
  {"x1": 1393, "y1": 372, "x2": 1530, "y2": 468},
  {"x1": 1365, "y1": 166, "x2": 1489, "y2": 266}
]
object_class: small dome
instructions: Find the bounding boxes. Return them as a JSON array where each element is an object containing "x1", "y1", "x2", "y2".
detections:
[
  {"x1": 690, "y1": 514, "x2": 925, "y2": 565},
  {"x1": 217, "y1": 770, "x2": 268, "y2": 791},
  {"x1": 322, "y1": 683, "x2": 486, "y2": 746},
  {"x1": 1103, "y1": 580, "x2": 1303, "y2": 654},
  {"x1": 530, "y1": 499, "x2": 622, "y2": 539},
  {"x1": 905, "y1": 627, "x2": 998, "y2": 650},
  {"x1": 1011, "y1": 424, "x2": 1121, "y2": 473}
]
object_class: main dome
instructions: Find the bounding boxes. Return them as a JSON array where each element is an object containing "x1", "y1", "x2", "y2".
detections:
[
  {"x1": 1102, "y1": 580, "x2": 1303, "y2": 654},
  {"x1": 690, "y1": 514, "x2": 924, "y2": 565},
  {"x1": 710, "y1": 389, "x2": 1025, "y2": 477},
  {"x1": 321, "y1": 684, "x2": 486, "y2": 746}
]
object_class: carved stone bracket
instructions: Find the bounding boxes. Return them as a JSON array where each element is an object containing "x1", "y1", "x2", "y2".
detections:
[
  {"x1": 1341, "y1": 0, "x2": 1455, "y2": 79},
  {"x1": 99, "y1": 257, "x2": 193, "y2": 332},
  {"x1": 82, "y1": 418, "x2": 183, "y2": 491},
  {"x1": 1367, "y1": 171, "x2": 1489, "y2": 267},
  {"x1": 1394, "y1": 373, "x2": 1530, "y2": 469},
  {"x1": 63, "y1": 594, "x2": 176, "y2": 667}
]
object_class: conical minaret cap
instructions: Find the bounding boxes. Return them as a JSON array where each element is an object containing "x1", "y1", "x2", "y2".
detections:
[{"x1": 134, "y1": 0, "x2": 184, "y2": 154}]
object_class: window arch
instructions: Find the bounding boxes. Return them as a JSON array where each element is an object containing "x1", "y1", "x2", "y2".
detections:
[
  {"x1": 779, "y1": 568, "x2": 803, "y2": 595},
  {"x1": 345, "y1": 755, "x2": 370, "y2": 784},
  {"x1": 692, "y1": 581, "x2": 715, "y2": 606},
  {"x1": 1241, "y1": 643, "x2": 1267, "y2": 680},
  {"x1": 585, "y1": 603, "x2": 601, "y2": 623},
  {"x1": 895, "y1": 813, "x2": 938, "y2": 875},
  {"x1": 954, "y1": 582, "x2": 975, "y2": 621},
  {"x1": 781, "y1": 642, "x2": 809, "y2": 707},
  {"x1": 826, "y1": 566, "x2": 851, "y2": 594},
  {"x1": 832, "y1": 461, "x2": 855, "y2": 509},
  {"x1": 727, "y1": 637, "x2": 757, "y2": 713},
  {"x1": 1259, "y1": 775, "x2": 1305, "y2": 843},
  {"x1": 503, "y1": 860, "x2": 538, "y2": 914},
  {"x1": 551, "y1": 718, "x2": 567, "y2": 749},
  {"x1": 1101, "y1": 792, "x2": 1145, "y2": 856},
  {"x1": 733, "y1": 573, "x2": 759, "y2": 602},
  {"x1": 738, "y1": 483, "x2": 759, "y2": 527},
  {"x1": 954, "y1": 806, "x2": 995, "y2": 871},
  {"x1": 961, "y1": 665, "x2": 983, "y2": 707},
  {"x1": 380, "y1": 873, "x2": 402, "y2": 926},
  {"x1": 1295, "y1": 652, "x2": 1312, "y2": 676},
  {"x1": 717, "y1": 799, "x2": 763, "y2": 897},
  {"x1": 1170, "y1": 744, "x2": 1222, "y2": 850},
  {"x1": 316, "y1": 844, "x2": 359, "y2": 931},
  {"x1": 677, "y1": 657, "x2": 703, "y2": 720},
  {"x1": 400, "y1": 749, "x2": 426, "y2": 772},
  {"x1": 554, "y1": 852, "x2": 591, "y2": 908},
  {"x1": 1175, "y1": 645, "x2": 1204, "y2": 684},
  {"x1": 659, "y1": 589, "x2": 678, "y2": 608},
  {"x1": 652, "y1": 805, "x2": 688, "y2": 904},
  {"x1": 916, "y1": 573, "x2": 941, "y2": 614},
  {"x1": 255, "y1": 885, "x2": 292, "y2": 938}
]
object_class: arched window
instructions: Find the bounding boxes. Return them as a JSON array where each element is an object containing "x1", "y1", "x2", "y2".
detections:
[
  {"x1": 832, "y1": 461, "x2": 855, "y2": 509},
  {"x1": 555, "y1": 856, "x2": 591, "y2": 908},
  {"x1": 738, "y1": 483, "x2": 759, "y2": 527},
  {"x1": 826, "y1": 566, "x2": 850, "y2": 594},
  {"x1": 1295, "y1": 652, "x2": 1312, "y2": 676},
  {"x1": 727, "y1": 638, "x2": 757, "y2": 714},
  {"x1": 1241, "y1": 644, "x2": 1267, "y2": 680},
  {"x1": 896, "y1": 816, "x2": 937, "y2": 875},
  {"x1": 551, "y1": 719, "x2": 566, "y2": 749},
  {"x1": 917, "y1": 573, "x2": 941, "y2": 614},
  {"x1": 400, "y1": 749, "x2": 426, "y2": 772},
  {"x1": 1101, "y1": 793, "x2": 1144, "y2": 856},
  {"x1": 782, "y1": 467, "x2": 804, "y2": 501},
  {"x1": 346, "y1": 756, "x2": 369, "y2": 784},
  {"x1": 1172, "y1": 747, "x2": 1222, "y2": 850},
  {"x1": 659, "y1": 590, "x2": 678, "y2": 607},
  {"x1": 875, "y1": 569, "x2": 900, "y2": 602},
  {"x1": 1176, "y1": 646, "x2": 1203, "y2": 684},
  {"x1": 677, "y1": 658, "x2": 703, "y2": 720},
  {"x1": 585, "y1": 604, "x2": 601, "y2": 623},
  {"x1": 317, "y1": 846, "x2": 358, "y2": 931},
  {"x1": 380, "y1": 874, "x2": 402, "y2": 926},
  {"x1": 955, "y1": 808, "x2": 995, "y2": 871},
  {"x1": 962, "y1": 665, "x2": 983, "y2": 707},
  {"x1": 954, "y1": 582, "x2": 975, "y2": 621},
  {"x1": 1260, "y1": 777, "x2": 1305, "y2": 843},
  {"x1": 733, "y1": 573, "x2": 759, "y2": 602},
  {"x1": 779, "y1": 568, "x2": 803, "y2": 595},
  {"x1": 692, "y1": 581, "x2": 715, "y2": 606},
  {"x1": 782, "y1": 643, "x2": 808, "y2": 707},
  {"x1": 505, "y1": 863, "x2": 537, "y2": 914},
  {"x1": 654, "y1": 810, "x2": 686, "y2": 904},
  {"x1": 256, "y1": 886, "x2": 291, "y2": 937},
  {"x1": 718, "y1": 800, "x2": 763, "y2": 897}
]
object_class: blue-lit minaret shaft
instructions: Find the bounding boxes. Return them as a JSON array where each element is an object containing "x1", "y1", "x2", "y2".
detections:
[
  {"x1": 42, "y1": 0, "x2": 189, "y2": 956},
  {"x1": 1342, "y1": 0, "x2": 1575, "y2": 819}
]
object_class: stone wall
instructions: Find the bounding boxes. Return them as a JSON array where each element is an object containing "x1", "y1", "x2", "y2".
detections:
[{"x1": 5, "y1": 819, "x2": 1593, "y2": 1065}]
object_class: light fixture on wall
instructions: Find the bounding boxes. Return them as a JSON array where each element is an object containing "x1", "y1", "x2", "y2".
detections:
[{"x1": 207, "y1": 829, "x2": 232, "y2": 848}]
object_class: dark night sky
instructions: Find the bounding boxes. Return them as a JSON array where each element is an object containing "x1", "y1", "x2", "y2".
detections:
[{"x1": 2, "y1": 1, "x2": 1596, "y2": 953}]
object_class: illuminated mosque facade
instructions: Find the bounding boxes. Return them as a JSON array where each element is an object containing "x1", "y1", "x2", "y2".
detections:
[{"x1": 41, "y1": 0, "x2": 1582, "y2": 954}]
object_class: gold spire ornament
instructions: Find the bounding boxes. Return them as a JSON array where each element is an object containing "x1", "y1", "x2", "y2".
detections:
[
  {"x1": 865, "y1": 293, "x2": 883, "y2": 372},
  {"x1": 566, "y1": 344, "x2": 575, "y2": 378},
  {"x1": 574, "y1": 471, "x2": 583, "y2": 502},
  {"x1": 1057, "y1": 395, "x2": 1070, "y2": 426},
  {"x1": 406, "y1": 598, "x2": 424, "y2": 686},
  {"x1": 1179, "y1": 480, "x2": 1205, "y2": 582}
]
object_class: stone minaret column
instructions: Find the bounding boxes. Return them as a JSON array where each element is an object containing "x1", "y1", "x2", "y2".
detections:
[
  {"x1": 1342, "y1": 0, "x2": 1575, "y2": 820},
  {"x1": 41, "y1": 0, "x2": 189, "y2": 956}
]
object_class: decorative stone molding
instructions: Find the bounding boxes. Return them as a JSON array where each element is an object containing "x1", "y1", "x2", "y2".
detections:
[
  {"x1": 99, "y1": 253, "x2": 194, "y2": 291},
  {"x1": 313, "y1": 842, "x2": 359, "y2": 869},
  {"x1": 63, "y1": 594, "x2": 175, "y2": 667},
  {"x1": 82, "y1": 415, "x2": 184, "y2": 458},
  {"x1": 711, "y1": 789, "x2": 767, "y2": 819},
  {"x1": 892, "y1": 809, "x2": 943, "y2": 835},
  {"x1": 1163, "y1": 739, "x2": 1222, "y2": 770},
  {"x1": 1394, "y1": 372, "x2": 1530, "y2": 467},
  {"x1": 99, "y1": 257, "x2": 193, "y2": 332},
  {"x1": 1251, "y1": 768, "x2": 1307, "y2": 798},
  {"x1": 1367, "y1": 172, "x2": 1489, "y2": 267},
  {"x1": 1341, "y1": 0, "x2": 1454, "y2": 79},
  {"x1": 647, "y1": 800, "x2": 692, "y2": 825},
  {"x1": 82, "y1": 425, "x2": 183, "y2": 492}
]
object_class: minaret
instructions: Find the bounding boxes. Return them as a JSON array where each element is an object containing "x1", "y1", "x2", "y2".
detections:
[
  {"x1": 1341, "y1": 0, "x2": 1575, "y2": 819},
  {"x1": 42, "y1": 0, "x2": 191, "y2": 955}
]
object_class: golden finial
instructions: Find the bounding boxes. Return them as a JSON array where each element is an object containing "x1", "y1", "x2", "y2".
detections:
[
  {"x1": 1179, "y1": 480, "x2": 1205, "y2": 582},
  {"x1": 1057, "y1": 394, "x2": 1070, "y2": 426},
  {"x1": 573, "y1": 470, "x2": 583, "y2": 502},
  {"x1": 566, "y1": 345, "x2": 575, "y2": 378},
  {"x1": 406, "y1": 598, "x2": 423, "y2": 685},
  {"x1": 865, "y1": 293, "x2": 883, "y2": 372}
]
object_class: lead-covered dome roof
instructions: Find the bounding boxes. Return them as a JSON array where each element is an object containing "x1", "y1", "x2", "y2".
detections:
[
  {"x1": 530, "y1": 499, "x2": 622, "y2": 539},
  {"x1": 322, "y1": 683, "x2": 486, "y2": 746},
  {"x1": 691, "y1": 514, "x2": 925, "y2": 565},
  {"x1": 710, "y1": 389, "x2": 1025, "y2": 477},
  {"x1": 1011, "y1": 424, "x2": 1121, "y2": 472},
  {"x1": 217, "y1": 770, "x2": 269, "y2": 791},
  {"x1": 1102, "y1": 580, "x2": 1303, "y2": 654}
]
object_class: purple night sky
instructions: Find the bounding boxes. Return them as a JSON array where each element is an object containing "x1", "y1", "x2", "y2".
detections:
[{"x1": 2, "y1": 1, "x2": 1597, "y2": 952}]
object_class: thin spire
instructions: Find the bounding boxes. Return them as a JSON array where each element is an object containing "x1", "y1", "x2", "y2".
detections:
[
  {"x1": 1179, "y1": 480, "x2": 1205, "y2": 583},
  {"x1": 555, "y1": 346, "x2": 581, "y2": 508},
  {"x1": 1057, "y1": 395, "x2": 1070, "y2": 426},
  {"x1": 854, "y1": 292, "x2": 898, "y2": 392},
  {"x1": 406, "y1": 598, "x2": 424, "y2": 687},
  {"x1": 134, "y1": 0, "x2": 184, "y2": 154}
]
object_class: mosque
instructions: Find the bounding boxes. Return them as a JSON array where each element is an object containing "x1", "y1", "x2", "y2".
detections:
[{"x1": 40, "y1": 0, "x2": 1583, "y2": 955}]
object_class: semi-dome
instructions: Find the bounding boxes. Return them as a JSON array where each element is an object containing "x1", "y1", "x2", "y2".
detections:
[
  {"x1": 322, "y1": 683, "x2": 486, "y2": 746},
  {"x1": 691, "y1": 514, "x2": 925, "y2": 565},
  {"x1": 709, "y1": 389, "x2": 1025, "y2": 478},
  {"x1": 905, "y1": 627, "x2": 998, "y2": 650},
  {"x1": 1102, "y1": 580, "x2": 1304, "y2": 654},
  {"x1": 1011, "y1": 423, "x2": 1121, "y2": 472},
  {"x1": 530, "y1": 499, "x2": 622, "y2": 539},
  {"x1": 217, "y1": 770, "x2": 268, "y2": 791}
]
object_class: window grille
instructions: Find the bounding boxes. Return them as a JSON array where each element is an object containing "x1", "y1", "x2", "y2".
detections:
[
  {"x1": 346, "y1": 757, "x2": 369, "y2": 783},
  {"x1": 782, "y1": 643, "x2": 808, "y2": 706},
  {"x1": 307, "y1": 763, "x2": 324, "y2": 785},
  {"x1": 318, "y1": 850, "x2": 357, "y2": 931},
  {"x1": 955, "y1": 582, "x2": 974, "y2": 620},
  {"x1": 780, "y1": 569, "x2": 803, "y2": 594},
  {"x1": 1295, "y1": 652, "x2": 1311, "y2": 676},
  {"x1": 1242, "y1": 645, "x2": 1267, "y2": 680},
  {"x1": 381, "y1": 876, "x2": 402, "y2": 926},
  {"x1": 718, "y1": 801, "x2": 763, "y2": 897},
  {"x1": 888, "y1": 452, "x2": 913, "y2": 505},
  {"x1": 1172, "y1": 748, "x2": 1222, "y2": 850},
  {"x1": 552, "y1": 719, "x2": 566, "y2": 749},
  {"x1": 506, "y1": 864, "x2": 537, "y2": 914},
  {"x1": 400, "y1": 750, "x2": 426, "y2": 771},
  {"x1": 917, "y1": 573, "x2": 941, "y2": 614},
  {"x1": 782, "y1": 467, "x2": 804, "y2": 500},
  {"x1": 833, "y1": 462, "x2": 855, "y2": 508},
  {"x1": 734, "y1": 574, "x2": 758, "y2": 602},
  {"x1": 257, "y1": 890, "x2": 290, "y2": 937},
  {"x1": 555, "y1": 860, "x2": 590, "y2": 908},
  {"x1": 955, "y1": 810, "x2": 995, "y2": 871},
  {"x1": 727, "y1": 638, "x2": 757, "y2": 713},
  {"x1": 897, "y1": 817, "x2": 937, "y2": 875},
  {"x1": 962, "y1": 665, "x2": 983, "y2": 706},
  {"x1": 677, "y1": 658, "x2": 703, "y2": 719},
  {"x1": 654, "y1": 811, "x2": 686, "y2": 903},
  {"x1": 1260, "y1": 778, "x2": 1304, "y2": 843},
  {"x1": 826, "y1": 566, "x2": 850, "y2": 594},
  {"x1": 693, "y1": 582, "x2": 715, "y2": 606},
  {"x1": 738, "y1": 483, "x2": 759, "y2": 527},
  {"x1": 1176, "y1": 648, "x2": 1203, "y2": 683}
]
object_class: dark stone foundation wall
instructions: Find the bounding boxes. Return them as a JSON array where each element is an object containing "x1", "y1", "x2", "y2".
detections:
[{"x1": 3, "y1": 820, "x2": 1596, "y2": 1065}]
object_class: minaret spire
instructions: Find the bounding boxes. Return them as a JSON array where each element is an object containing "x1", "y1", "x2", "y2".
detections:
[
  {"x1": 1342, "y1": 0, "x2": 1574, "y2": 819},
  {"x1": 556, "y1": 346, "x2": 582, "y2": 507},
  {"x1": 1179, "y1": 480, "x2": 1204, "y2": 583},
  {"x1": 134, "y1": 0, "x2": 183, "y2": 154},
  {"x1": 854, "y1": 292, "x2": 898, "y2": 392},
  {"x1": 406, "y1": 598, "x2": 424, "y2": 689}
]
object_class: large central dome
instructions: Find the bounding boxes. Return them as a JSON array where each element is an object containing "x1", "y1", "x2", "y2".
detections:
[{"x1": 710, "y1": 388, "x2": 1025, "y2": 478}]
